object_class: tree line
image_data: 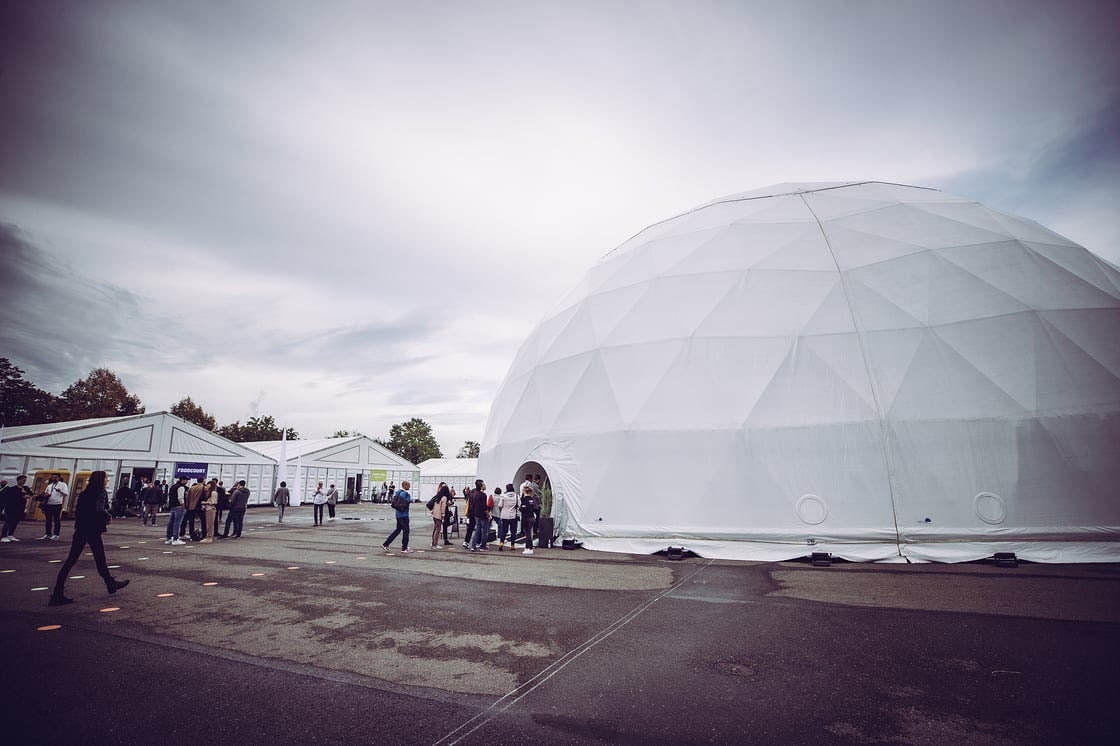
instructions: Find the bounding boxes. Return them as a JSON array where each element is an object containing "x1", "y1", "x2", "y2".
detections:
[{"x1": 0, "y1": 358, "x2": 478, "y2": 464}]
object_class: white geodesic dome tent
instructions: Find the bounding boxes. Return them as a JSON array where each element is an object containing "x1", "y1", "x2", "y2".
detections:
[{"x1": 478, "y1": 182, "x2": 1120, "y2": 563}]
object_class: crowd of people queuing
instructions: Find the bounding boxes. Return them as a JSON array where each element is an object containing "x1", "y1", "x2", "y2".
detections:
[
  {"x1": 2, "y1": 468, "x2": 551, "y2": 605},
  {"x1": 379, "y1": 474, "x2": 546, "y2": 556}
]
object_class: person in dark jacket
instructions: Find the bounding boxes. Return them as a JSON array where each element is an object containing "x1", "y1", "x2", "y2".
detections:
[
  {"x1": 220, "y1": 481, "x2": 251, "y2": 538},
  {"x1": 141, "y1": 479, "x2": 163, "y2": 525},
  {"x1": 112, "y1": 480, "x2": 132, "y2": 518},
  {"x1": 273, "y1": 481, "x2": 290, "y2": 523},
  {"x1": 165, "y1": 477, "x2": 187, "y2": 545},
  {"x1": 468, "y1": 480, "x2": 490, "y2": 552},
  {"x1": 215, "y1": 481, "x2": 229, "y2": 528},
  {"x1": 48, "y1": 470, "x2": 129, "y2": 605},
  {"x1": 0, "y1": 475, "x2": 31, "y2": 542}
]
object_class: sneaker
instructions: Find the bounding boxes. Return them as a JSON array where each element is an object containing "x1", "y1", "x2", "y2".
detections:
[
  {"x1": 0, "y1": 537, "x2": 11, "y2": 543},
  {"x1": 36, "y1": 535, "x2": 51, "y2": 541},
  {"x1": 470, "y1": 547, "x2": 478, "y2": 552},
  {"x1": 8, "y1": 536, "x2": 19, "y2": 541},
  {"x1": 50, "y1": 535, "x2": 59, "y2": 540},
  {"x1": 171, "y1": 539, "x2": 186, "y2": 546},
  {"x1": 522, "y1": 548, "x2": 534, "y2": 555},
  {"x1": 382, "y1": 545, "x2": 391, "y2": 554},
  {"x1": 48, "y1": 595, "x2": 74, "y2": 606},
  {"x1": 107, "y1": 579, "x2": 130, "y2": 594},
  {"x1": 400, "y1": 548, "x2": 413, "y2": 554},
  {"x1": 461, "y1": 542, "x2": 469, "y2": 549},
  {"x1": 165, "y1": 539, "x2": 172, "y2": 545}
]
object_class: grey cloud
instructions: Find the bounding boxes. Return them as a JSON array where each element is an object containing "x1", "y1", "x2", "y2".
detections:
[
  {"x1": 249, "y1": 307, "x2": 449, "y2": 375},
  {"x1": 0, "y1": 223, "x2": 157, "y2": 391},
  {"x1": 936, "y1": 98, "x2": 1120, "y2": 256}
]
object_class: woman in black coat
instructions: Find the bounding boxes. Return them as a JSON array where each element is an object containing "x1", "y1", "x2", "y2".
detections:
[{"x1": 49, "y1": 470, "x2": 129, "y2": 606}]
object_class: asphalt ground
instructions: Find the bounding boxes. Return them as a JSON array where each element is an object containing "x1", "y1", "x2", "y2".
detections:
[{"x1": 2, "y1": 503, "x2": 1118, "y2": 745}]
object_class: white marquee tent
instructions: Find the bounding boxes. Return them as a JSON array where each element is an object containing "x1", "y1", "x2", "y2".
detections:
[
  {"x1": 0, "y1": 412, "x2": 277, "y2": 508},
  {"x1": 416, "y1": 458, "x2": 479, "y2": 502},
  {"x1": 479, "y1": 182, "x2": 1120, "y2": 563},
  {"x1": 243, "y1": 437, "x2": 416, "y2": 504}
]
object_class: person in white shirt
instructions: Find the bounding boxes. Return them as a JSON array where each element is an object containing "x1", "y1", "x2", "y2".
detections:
[
  {"x1": 39, "y1": 474, "x2": 69, "y2": 540},
  {"x1": 312, "y1": 482, "x2": 326, "y2": 526}
]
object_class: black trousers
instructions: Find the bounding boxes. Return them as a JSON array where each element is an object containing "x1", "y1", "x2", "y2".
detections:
[
  {"x1": 182, "y1": 508, "x2": 197, "y2": 536},
  {"x1": 520, "y1": 511, "x2": 537, "y2": 548},
  {"x1": 383, "y1": 516, "x2": 410, "y2": 549},
  {"x1": 43, "y1": 504, "x2": 63, "y2": 536},
  {"x1": 1, "y1": 508, "x2": 23, "y2": 537},
  {"x1": 53, "y1": 529, "x2": 113, "y2": 596},
  {"x1": 224, "y1": 509, "x2": 246, "y2": 537}
]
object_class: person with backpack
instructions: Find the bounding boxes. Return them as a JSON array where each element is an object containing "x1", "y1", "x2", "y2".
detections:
[
  {"x1": 519, "y1": 484, "x2": 540, "y2": 555},
  {"x1": 441, "y1": 486, "x2": 456, "y2": 546},
  {"x1": 380, "y1": 480, "x2": 414, "y2": 554},
  {"x1": 326, "y1": 484, "x2": 339, "y2": 520},
  {"x1": 427, "y1": 483, "x2": 450, "y2": 549}
]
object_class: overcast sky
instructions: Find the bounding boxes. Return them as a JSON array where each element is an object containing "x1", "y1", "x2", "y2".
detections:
[{"x1": 1, "y1": 0, "x2": 1117, "y2": 453}]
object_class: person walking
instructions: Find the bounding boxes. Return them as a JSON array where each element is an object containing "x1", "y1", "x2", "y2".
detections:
[
  {"x1": 519, "y1": 484, "x2": 539, "y2": 555},
  {"x1": 1, "y1": 475, "x2": 31, "y2": 542},
  {"x1": 429, "y1": 483, "x2": 450, "y2": 549},
  {"x1": 48, "y1": 470, "x2": 129, "y2": 606},
  {"x1": 39, "y1": 474, "x2": 69, "y2": 540},
  {"x1": 496, "y1": 484, "x2": 519, "y2": 551},
  {"x1": 468, "y1": 480, "x2": 490, "y2": 552},
  {"x1": 274, "y1": 481, "x2": 290, "y2": 523},
  {"x1": 326, "y1": 484, "x2": 339, "y2": 520},
  {"x1": 165, "y1": 478, "x2": 187, "y2": 545},
  {"x1": 380, "y1": 480, "x2": 414, "y2": 554}
]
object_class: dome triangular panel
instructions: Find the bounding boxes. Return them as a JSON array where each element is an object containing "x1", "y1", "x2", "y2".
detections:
[{"x1": 886, "y1": 331, "x2": 1027, "y2": 419}]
